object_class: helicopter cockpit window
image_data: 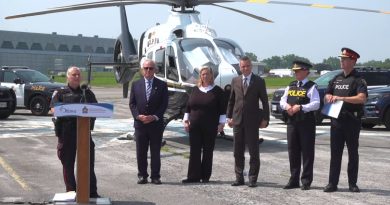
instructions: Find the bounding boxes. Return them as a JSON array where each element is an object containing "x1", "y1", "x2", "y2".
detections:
[
  {"x1": 178, "y1": 38, "x2": 220, "y2": 84},
  {"x1": 214, "y1": 39, "x2": 240, "y2": 65},
  {"x1": 154, "y1": 48, "x2": 165, "y2": 77},
  {"x1": 166, "y1": 46, "x2": 179, "y2": 81}
]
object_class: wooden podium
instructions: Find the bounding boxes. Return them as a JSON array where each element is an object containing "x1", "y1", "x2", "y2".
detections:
[{"x1": 53, "y1": 103, "x2": 113, "y2": 204}]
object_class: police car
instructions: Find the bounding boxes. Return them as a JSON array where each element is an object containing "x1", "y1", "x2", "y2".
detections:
[
  {"x1": 0, "y1": 85, "x2": 16, "y2": 119},
  {"x1": 0, "y1": 66, "x2": 65, "y2": 116},
  {"x1": 362, "y1": 86, "x2": 390, "y2": 130},
  {"x1": 271, "y1": 67, "x2": 390, "y2": 124}
]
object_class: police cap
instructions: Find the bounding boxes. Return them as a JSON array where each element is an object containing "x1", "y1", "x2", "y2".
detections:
[
  {"x1": 291, "y1": 60, "x2": 312, "y2": 71},
  {"x1": 338, "y1": 47, "x2": 360, "y2": 59}
]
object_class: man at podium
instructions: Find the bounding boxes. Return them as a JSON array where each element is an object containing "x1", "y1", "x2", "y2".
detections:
[{"x1": 50, "y1": 66, "x2": 100, "y2": 198}]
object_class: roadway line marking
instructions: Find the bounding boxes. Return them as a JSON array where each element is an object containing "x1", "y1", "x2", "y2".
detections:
[{"x1": 0, "y1": 155, "x2": 31, "y2": 191}]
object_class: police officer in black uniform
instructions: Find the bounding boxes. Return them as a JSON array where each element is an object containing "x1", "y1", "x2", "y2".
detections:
[
  {"x1": 323, "y1": 48, "x2": 367, "y2": 193},
  {"x1": 280, "y1": 60, "x2": 320, "y2": 190},
  {"x1": 51, "y1": 66, "x2": 100, "y2": 198}
]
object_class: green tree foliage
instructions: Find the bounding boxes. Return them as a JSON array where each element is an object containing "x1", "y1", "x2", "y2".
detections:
[
  {"x1": 322, "y1": 57, "x2": 340, "y2": 70},
  {"x1": 245, "y1": 52, "x2": 258, "y2": 62},
  {"x1": 262, "y1": 54, "x2": 311, "y2": 69},
  {"x1": 247, "y1": 52, "x2": 390, "y2": 70}
]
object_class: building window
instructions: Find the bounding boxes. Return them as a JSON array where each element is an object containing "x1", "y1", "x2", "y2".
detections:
[
  {"x1": 71, "y1": 45, "x2": 82, "y2": 52},
  {"x1": 107, "y1": 47, "x2": 114, "y2": 54},
  {"x1": 84, "y1": 46, "x2": 93, "y2": 53},
  {"x1": 31, "y1": 43, "x2": 43, "y2": 50},
  {"x1": 16, "y1": 42, "x2": 29, "y2": 50},
  {"x1": 45, "y1": 43, "x2": 56, "y2": 51},
  {"x1": 58, "y1": 44, "x2": 69, "y2": 52},
  {"x1": 95, "y1": 46, "x2": 105, "y2": 54},
  {"x1": 1, "y1": 41, "x2": 14, "y2": 49}
]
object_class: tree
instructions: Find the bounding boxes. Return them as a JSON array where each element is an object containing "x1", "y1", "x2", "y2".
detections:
[
  {"x1": 245, "y1": 52, "x2": 258, "y2": 62},
  {"x1": 322, "y1": 57, "x2": 340, "y2": 70},
  {"x1": 262, "y1": 54, "x2": 311, "y2": 69}
]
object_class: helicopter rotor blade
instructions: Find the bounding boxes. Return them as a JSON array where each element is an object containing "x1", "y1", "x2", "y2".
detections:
[
  {"x1": 231, "y1": 0, "x2": 390, "y2": 15},
  {"x1": 5, "y1": 1, "x2": 174, "y2": 19},
  {"x1": 211, "y1": 3, "x2": 273, "y2": 23},
  {"x1": 6, "y1": 0, "x2": 389, "y2": 20}
]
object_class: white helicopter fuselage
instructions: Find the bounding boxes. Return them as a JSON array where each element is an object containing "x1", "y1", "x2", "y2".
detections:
[{"x1": 139, "y1": 10, "x2": 242, "y2": 91}]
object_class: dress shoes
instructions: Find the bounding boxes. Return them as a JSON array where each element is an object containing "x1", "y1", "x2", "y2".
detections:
[
  {"x1": 248, "y1": 181, "x2": 257, "y2": 188},
  {"x1": 323, "y1": 184, "x2": 338, "y2": 192},
  {"x1": 349, "y1": 184, "x2": 360, "y2": 192},
  {"x1": 231, "y1": 180, "x2": 245, "y2": 186},
  {"x1": 182, "y1": 178, "x2": 200, "y2": 183},
  {"x1": 151, "y1": 179, "x2": 162, "y2": 185},
  {"x1": 301, "y1": 184, "x2": 310, "y2": 190},
  {"x1": 283, "y1": 182, "x2": 300, "y2": 189},
  {"x1": 137, "y1": 177, "x2": 148, "y2": 184}
]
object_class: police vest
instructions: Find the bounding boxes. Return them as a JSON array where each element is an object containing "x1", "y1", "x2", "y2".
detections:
[
  {"x1": 287, "y1": 80, "x2": 315, "y2": 106},
  {"x1": 57, "y1": 86, "x2": 96, "y2": 104},
  {"x1": 329, "y1": 71, "x2": 364, "y2": 113}
]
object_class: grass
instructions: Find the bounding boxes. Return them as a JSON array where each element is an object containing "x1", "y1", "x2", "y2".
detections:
[
  {"x1": 54, "y1": 71, "x2": 300, "y2": 88},
  {"x1": 53, "y1": 71, "x2": 122, "y2": 87}
]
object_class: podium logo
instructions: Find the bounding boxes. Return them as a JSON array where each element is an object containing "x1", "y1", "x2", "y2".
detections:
[
  {"x1": 82, "y1": 106, "x2": 89, "y2": 114},
  {"x1": 59, "y1": 106, "x2": 76, "y2": 114}
]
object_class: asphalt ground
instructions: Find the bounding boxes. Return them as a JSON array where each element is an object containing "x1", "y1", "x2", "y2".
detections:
[{"x1": 0, "y1": 87, "x2": 389, "y2": 205}]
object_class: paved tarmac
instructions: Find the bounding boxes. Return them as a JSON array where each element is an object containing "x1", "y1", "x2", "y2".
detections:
[{"x1": 0, "y1": 87, "x2": 389, "y2": 205}]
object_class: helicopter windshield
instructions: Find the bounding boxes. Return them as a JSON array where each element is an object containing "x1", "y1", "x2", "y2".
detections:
[
  {"x1": 214, "y1": 39, "x2": 240, "y2": 65},
  {"x1": 178, "y1": 38, "x2": 220, "y2": 84}
]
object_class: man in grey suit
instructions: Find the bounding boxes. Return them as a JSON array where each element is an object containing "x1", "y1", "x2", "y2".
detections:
[{"x1": 227, "y1": 56, "x2": 270, "y2": 187}]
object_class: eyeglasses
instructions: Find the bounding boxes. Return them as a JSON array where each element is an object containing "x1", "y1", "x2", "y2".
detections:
[{"x1": 143, "y1": 67, "x2": 154, "y2": 70}]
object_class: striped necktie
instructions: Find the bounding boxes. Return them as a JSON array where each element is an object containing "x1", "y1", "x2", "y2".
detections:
[
  {"x1": 243, "y1": 77, "x2": 248, "y2": 90},
  {"x1": 146, "y1": 80, "x2": 152, "y2": 101}
]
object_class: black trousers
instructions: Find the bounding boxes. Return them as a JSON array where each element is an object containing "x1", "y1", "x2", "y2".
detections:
[
  {"x1": 57, "y1": 137, "x2": 97, "y2": 195},
  {"x1": 286, "y1": 117, "x2": 316, "y2": 186},
  {"x1": 233, "y1": 124, "x2": 260, "y2": 183},
  {"x1": 135, "y1": 125, "x2": 163, "y2": 179},
  {"x1": 329, "y1": 113, "x2": 360, "y2": 185},
  {"x1": 187, "y1": 123, "x2": 217, "y2": 181}
]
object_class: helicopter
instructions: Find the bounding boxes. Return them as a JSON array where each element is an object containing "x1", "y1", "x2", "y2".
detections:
[{"x1": 6, "y1": 0, "x2": 389, "y2": 128}]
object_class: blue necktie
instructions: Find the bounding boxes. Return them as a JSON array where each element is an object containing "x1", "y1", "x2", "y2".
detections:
[
  {"x1": 298, "y1": 81, "x2": 302, "y2": 87},
  {"x1": 146, "y1": 80, "x2": 152, "y2": 101},
  {"x1": 243, "y1": 77, "x2": 248, "y2": 91}
]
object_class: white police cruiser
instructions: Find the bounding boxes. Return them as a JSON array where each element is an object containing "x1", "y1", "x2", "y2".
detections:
[{"x1": 0, "y1": 66, "x2": 65, "y2": 116}]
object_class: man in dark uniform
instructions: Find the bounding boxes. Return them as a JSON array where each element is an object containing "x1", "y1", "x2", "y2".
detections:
[
  {"x1": 51, "y1": 66, "x2": 99, "y2": 197},
  {"x1": 323, "y1": 48, "x2": 367, "y2": 193},
  {"x1": 280, "y1": 60, "x2": 320, "y2": 190}
]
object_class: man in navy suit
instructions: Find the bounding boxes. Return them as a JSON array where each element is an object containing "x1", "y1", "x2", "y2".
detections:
[{"x1": 130, "y1": 59, "x2": 168, "y2": 185}]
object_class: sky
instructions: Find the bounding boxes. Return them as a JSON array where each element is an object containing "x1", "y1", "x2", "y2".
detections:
[{"x1": 0, "y1": 0, "x2": 389, "y2": 63}]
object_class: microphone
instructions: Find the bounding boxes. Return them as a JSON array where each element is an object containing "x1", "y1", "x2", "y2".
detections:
[
  {"x1": 80, "y1": 83, "x2": 88, "y2": 90},
  {"x1": 80, "y1": 83, "x2": 88, "y2": 103}
]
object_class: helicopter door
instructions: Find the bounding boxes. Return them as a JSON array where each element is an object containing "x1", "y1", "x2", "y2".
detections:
[
  {"x1": 154, "y1": 48, "x2": 165, "y2": 78},
  {"x1": 165, "y1": 46, "x2": 179, "y2": 82}
]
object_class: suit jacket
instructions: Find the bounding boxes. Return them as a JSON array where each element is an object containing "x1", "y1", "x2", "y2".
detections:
[
  {"x1": 129, "y1": 77, "x2": 168, "y2": 129},
  {"x1": 227, "y1": 73, "x2": 270, "y2": 128}
]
